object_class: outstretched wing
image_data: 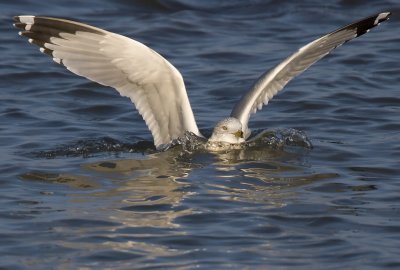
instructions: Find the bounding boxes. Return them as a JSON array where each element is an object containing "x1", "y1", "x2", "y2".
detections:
[
  {"x1": 230, "y1": 12, "x2": 390, "y2": 131},
  {"x1": 14, "y1": 15, "x2": 201, "y2": 150}
]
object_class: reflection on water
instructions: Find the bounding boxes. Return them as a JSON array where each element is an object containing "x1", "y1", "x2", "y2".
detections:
[
  {"x1": 19, "y1": 171, "x2": 98, "y2": 189},
  {"x1": 13, "y1": 132, "x2": 396, "y2": 269},
  {"x1": 82, "y1": 151, "x2": 196, "y2": 229},
  {"x1": 206, "y1": 142, "x2": 337, "y2": 207},
  {"x1": 19, "y1": 134, "x2": 335, "y2": 232}
]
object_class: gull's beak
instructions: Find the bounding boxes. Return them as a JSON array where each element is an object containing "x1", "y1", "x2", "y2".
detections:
[{"x1": 233, "y1": 130, "x2": 244, "y2": 138}]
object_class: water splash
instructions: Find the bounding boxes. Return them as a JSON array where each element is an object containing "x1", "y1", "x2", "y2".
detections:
[
  {"x1": 27, "y1": 129, "x2": 312, "y2": 158},
  {"x1": 30, "y1": 137, "x2": 156, "y2": 158},
  {"x1": 247, "y1": 128, "x2": 313, "y2": 149}
]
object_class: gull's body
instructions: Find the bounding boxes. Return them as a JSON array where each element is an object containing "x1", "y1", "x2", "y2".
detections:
[{"x1": 13, "y1": 12, "x2": 390, "y2": 150}]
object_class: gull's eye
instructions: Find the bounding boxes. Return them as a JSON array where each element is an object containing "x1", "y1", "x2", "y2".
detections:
[{"x1": 222, "y1": 125, "x2": 228, "y2": 131}]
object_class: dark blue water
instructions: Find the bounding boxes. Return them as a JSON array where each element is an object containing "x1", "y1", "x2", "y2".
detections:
[{"x1": 1, "y1": 1, "x2": 400, "y2": 269}]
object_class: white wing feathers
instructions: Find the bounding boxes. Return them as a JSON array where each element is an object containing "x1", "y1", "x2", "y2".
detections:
[
  {"x1": 14, "y1": 15, "x2": 201, "y2": 150},
  {"x1": 230, "y1": 12, "x2": 391, "y2": 130},
  {"x1": 14, "y1": 13, "x2": 391, "y2": 148}
]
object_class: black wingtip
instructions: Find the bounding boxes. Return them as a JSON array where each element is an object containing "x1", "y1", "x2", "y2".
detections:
[{"x1": 355, "y1": 12, "x2": 391, "y2": 37}]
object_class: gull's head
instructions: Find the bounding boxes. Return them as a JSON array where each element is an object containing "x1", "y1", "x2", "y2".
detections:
[{"x1": 208, "y1": 117, "x2": 245, "y2": 144}]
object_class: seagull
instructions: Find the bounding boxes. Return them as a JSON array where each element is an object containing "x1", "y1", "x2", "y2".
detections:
[{"x1": 13, "y1": 12, "x2": 390, "y2": 150}]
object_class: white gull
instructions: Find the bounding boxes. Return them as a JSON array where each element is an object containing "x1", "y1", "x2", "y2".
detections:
[{"x1": 13, "y1": 12, "x2": 390, "y2": 150}]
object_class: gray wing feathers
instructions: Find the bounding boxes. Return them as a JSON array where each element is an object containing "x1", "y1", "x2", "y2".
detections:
[
  {"x1": 14, "y1": 16, "x2": 201, "y2": 150},
  {"x1": 231, "y1": 12, "x2": 391, "y2": 129}
]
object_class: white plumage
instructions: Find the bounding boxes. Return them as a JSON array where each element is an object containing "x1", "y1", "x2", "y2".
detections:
[
  {"x1": 15, "y1": 15, "x2": 201, "y2": 150},
  {"x1": 13, "y1": 12, "x2": 390, "y2": 150}
]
